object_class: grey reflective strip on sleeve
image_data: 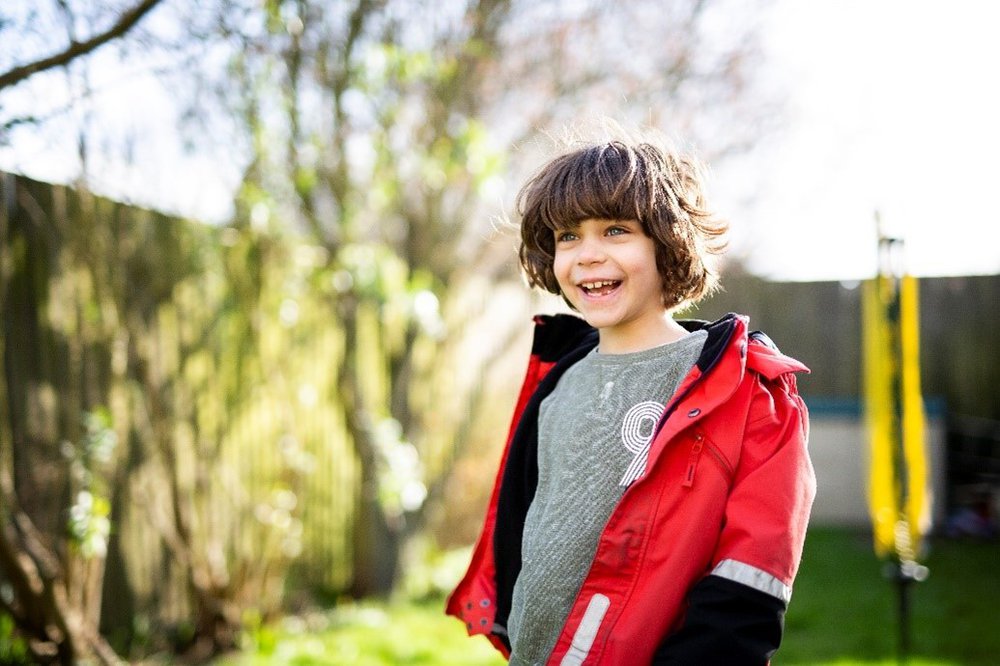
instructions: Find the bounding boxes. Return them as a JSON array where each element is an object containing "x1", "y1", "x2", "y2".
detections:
[
  {"x1": 560, "y1": 593, "x2": 610, "y2": 666},
  {"x1": 712, "y1": 559, "x2": 792, "y2": 604}
]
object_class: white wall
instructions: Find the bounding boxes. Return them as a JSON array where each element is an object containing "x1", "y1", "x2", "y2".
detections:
[{"x1": 807, "y1": 412, "x2": 946, "y2": 528}]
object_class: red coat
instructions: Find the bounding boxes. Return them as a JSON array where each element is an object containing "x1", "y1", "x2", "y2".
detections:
[{"x1": 447, "y1": 313, "x2": 816, "y2": 665}]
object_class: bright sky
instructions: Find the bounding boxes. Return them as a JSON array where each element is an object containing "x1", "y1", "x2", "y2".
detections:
[
  {"x1": 724, "y1": 0, "x2": 1000, "y2": 280},
  {"x1": 2, "y1": 0, "x2": 998, "y2": 282}
]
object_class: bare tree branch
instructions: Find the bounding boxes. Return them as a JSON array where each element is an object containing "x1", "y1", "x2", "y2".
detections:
[{"x1": 0, "y1": 0, "x2": 165, "y2": 92}]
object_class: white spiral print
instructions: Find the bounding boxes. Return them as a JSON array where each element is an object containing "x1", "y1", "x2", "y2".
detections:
[{"x1": 619, "y1": 401, "x2": 664, "y2": 486}]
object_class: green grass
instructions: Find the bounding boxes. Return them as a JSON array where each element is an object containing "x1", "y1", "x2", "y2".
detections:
[
  {"x1": 210, "y1": 527, "x2": 999, "y2": 665},
  {"x1": 779, "y1": 527, "x2": 1000, "y2": 665}
]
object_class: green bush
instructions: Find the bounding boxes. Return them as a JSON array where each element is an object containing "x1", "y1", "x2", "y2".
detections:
[{"x1": 0, "y1": 613, "x2": 30, "y2": 665}]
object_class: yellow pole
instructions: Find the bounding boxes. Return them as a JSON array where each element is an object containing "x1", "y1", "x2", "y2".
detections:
[{"x1": 862, "y1": 220, "x2": 930, "y2": 658}]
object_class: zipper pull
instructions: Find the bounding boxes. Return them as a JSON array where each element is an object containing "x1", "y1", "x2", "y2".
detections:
[{"x1": 682, "y1": 432, "x2": 704, "y2": 488}]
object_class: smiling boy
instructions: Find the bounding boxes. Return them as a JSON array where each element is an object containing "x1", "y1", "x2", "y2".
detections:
[{"x1": 447, "y1": 138, "x2": 816, "y2": 665}]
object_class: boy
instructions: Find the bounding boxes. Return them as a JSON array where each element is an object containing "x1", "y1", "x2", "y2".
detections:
[{"x1": 447, "y1": 137, "x2": 815, "y2": 665}]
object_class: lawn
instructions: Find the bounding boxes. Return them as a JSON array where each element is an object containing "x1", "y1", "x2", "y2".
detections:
[
  {"x1": 779, "y1": 527, "x2": 1000, "y2": 665},
  {"x1": 213, "y1": 527, "x2": 999, "y2": 665}
]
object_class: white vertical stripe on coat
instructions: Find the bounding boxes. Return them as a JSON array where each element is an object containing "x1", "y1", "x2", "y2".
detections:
[{"x1": 560, "y1": 594, "x2": 611, "y2": 666}]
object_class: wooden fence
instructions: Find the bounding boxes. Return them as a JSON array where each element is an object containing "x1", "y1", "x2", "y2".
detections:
[
  {"x1": 1, "y1": 173, "x2": 357, "y2": 642},
  {"x1": 692, "y1": 272, "x2": 1000, "y2": 421}
]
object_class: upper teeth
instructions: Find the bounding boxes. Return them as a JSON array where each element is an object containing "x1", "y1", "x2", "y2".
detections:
[{"x1": 582, "y1": 281, "x2": 615, "y2": 289}]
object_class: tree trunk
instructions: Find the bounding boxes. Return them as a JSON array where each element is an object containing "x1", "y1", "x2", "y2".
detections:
[
  {"x1": 349, "y1": 463, "x2": 401, "y2": 598},
  {"x1": 337, "y1": 295, "x2": 403, "y2": 597},
  {"x1": 0, "y1": 469, "x2": 123, "y2": 665},
  {"x1": 127, "y1": 310, "x2": 242, "y2": 658}
]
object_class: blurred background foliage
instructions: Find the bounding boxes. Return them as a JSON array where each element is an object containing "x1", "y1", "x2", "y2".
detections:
[
  {"x1": 1, "y1": 1, "x2": 998, "y2": 665},
  {"x1": 0, "y1": 0, "x2": 772, "y2": 661}
]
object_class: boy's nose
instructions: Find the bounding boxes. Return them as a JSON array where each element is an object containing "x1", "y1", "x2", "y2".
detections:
[{"x1": 576, "y1": 237, "x2": 607, "y2": 264}]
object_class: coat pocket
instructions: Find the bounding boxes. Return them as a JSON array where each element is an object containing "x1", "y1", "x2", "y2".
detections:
[{"x1": 682, "y1": 430, "x2": 735, "y2": 488}]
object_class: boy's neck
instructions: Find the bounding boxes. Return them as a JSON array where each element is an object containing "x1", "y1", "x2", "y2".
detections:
[{"x1": 596, "y1": 314, "x2": 689, "y2": 355}]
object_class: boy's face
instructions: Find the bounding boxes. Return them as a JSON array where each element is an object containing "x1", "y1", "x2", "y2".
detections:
[{"x1": 553, "y1": 218, "x2": 670, "y2": 353}]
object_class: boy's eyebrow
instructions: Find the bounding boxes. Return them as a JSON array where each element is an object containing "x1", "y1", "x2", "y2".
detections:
[
  {"x1": 576, "y1": 218, "x2": 640, "y2": 226},
  {"x1": 552, "y1": 218, "x2": 641, "y2": 233},
  {"x1": 551, "y1": 219, "x2": 580, "y2": 232}
]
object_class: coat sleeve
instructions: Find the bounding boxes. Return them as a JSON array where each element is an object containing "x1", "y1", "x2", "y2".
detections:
[{"x1": 651, "y1": 369, "x2": 816, "y2": 665}]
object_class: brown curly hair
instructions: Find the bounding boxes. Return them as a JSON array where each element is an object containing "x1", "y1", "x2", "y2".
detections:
[{"x1": 517, "y1": 139, "x2": 728, "y2": 310}]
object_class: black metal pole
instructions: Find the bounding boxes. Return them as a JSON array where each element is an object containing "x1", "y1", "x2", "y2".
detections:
[
  {"x1": 897, "y1": 564, "x2": 911, "y2": 663},
  {"x1": 891, "y1": 559, "x2": 928, "y2": 665}
]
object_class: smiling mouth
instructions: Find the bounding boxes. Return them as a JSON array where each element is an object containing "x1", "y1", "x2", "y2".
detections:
[{"x1": 579, "y1": 280, "x2": 621, "y2": 296}]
